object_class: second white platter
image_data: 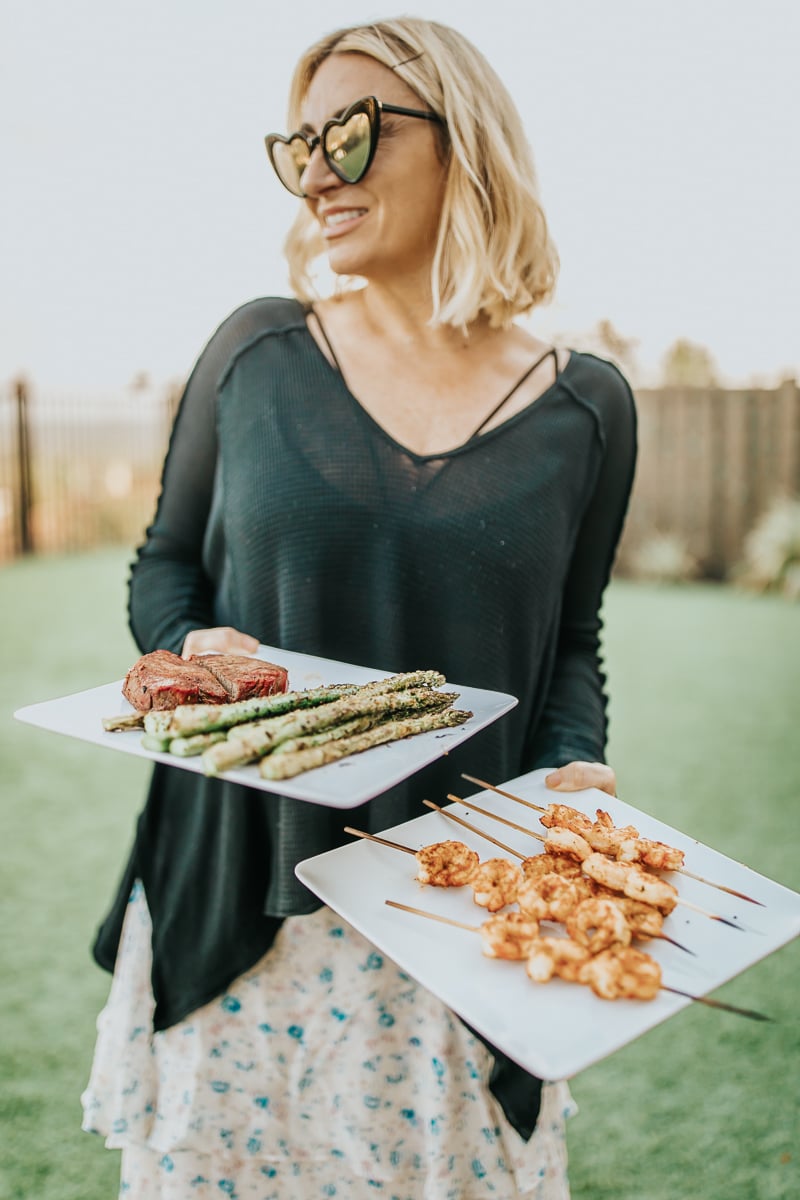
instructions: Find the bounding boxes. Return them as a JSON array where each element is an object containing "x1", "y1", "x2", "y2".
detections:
[{"x1": 295, "y1": 769, "x2": 800, "y2": 1078}]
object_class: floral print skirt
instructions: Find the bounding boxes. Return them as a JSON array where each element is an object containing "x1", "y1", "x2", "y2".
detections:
[{"x1": 82, "y1": 882, "x2": 575, "y2": 1199}]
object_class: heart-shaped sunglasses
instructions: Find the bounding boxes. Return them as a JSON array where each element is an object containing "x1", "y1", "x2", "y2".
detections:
[{"x1": 265, "y1": 95, "x2": 442, "y2": 197}]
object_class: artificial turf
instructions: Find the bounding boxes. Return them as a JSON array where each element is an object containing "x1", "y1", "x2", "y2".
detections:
[{"x1": 0, "y1": 550, "x2": 797, "y2": 1199}]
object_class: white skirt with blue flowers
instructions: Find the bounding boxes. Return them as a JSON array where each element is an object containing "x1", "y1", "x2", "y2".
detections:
[{"x1": 82, "y1": 882, "x2": 575, "y2": 1199}]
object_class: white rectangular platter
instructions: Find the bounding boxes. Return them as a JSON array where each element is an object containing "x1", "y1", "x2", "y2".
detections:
[
  {"x1": 13, "y1": 644, "x2": 517, "y2": 810},
  {"x1": 295, "y1": 768, "x2": 800, "y2": 1079}
]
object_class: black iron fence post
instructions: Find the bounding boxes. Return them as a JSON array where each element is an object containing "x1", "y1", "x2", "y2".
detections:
[{"x1": 14, "y1": 377, "x2": 34, "y2": 554}]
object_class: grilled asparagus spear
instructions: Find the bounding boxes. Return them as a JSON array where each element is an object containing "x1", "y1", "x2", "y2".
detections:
[
  {"x1": 143, "y1": 684, "x2": 360, "y2": 739},
  {"x1": 260, "y1": 709, "x2": 472, "y2": 780},
  {"x1": 102, "y1": 712, "x2": 145, "y2": 732},
  {"x1": 202, "y1": 687, "x2": 458, "y2": 776},
  {"x1": 169, "y1": 730, "x2": 228, "y2": 757}
]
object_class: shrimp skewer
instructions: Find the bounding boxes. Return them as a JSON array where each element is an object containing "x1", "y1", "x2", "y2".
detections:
[
  {"x1": 444, "y1": 795, "x2": 747, "y2": 930},
  {"x1": 343, "y1": 827, "x2": 479, "y2": 888},
  {"x1": 461, "y1": 773, "x2": 765, "y2": 906},
  {"x1": 441, "y1": 793, "x2": 594, "y2": 860},
  {"x1": 385, "y1": 903, "x2": 771, "y2": 1019},
  {"x1": 343, "y1": 826, "x2": 519, "y2": 913},
  {"x1": 426, "y1": 801, "x2": 694, "y2": 953},
  {"x1": 384, "y1": 900, "x2": 539, "y2": 960},
  {"x1": 579, "y1": 852, "x2": 745, "y2": 929},
  {"x1": 533, "y1": 805, "x2": 680, "y2": 869}
]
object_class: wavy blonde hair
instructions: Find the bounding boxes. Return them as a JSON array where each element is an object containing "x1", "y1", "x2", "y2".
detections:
[{"x1": 282, "y1": 17, "x2": 558, "y2": 328}]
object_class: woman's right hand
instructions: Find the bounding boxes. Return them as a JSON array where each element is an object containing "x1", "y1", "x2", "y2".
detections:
[{"x1": 181, "y1": 627, "x2": 260, "y2": 659}]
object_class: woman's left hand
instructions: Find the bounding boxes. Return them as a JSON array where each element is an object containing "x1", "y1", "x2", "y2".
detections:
[{"x1": 545, "y1": 761, "x2": 616, "y2": 797}]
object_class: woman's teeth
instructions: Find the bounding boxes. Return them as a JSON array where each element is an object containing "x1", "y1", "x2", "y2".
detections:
[{"x1": 325, "y1": 209, "x2": 366, "y2": 227}]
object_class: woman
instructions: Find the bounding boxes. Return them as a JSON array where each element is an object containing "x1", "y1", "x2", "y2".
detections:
[{"x1": 82, "y1": 16, "x2": 636, "y2": 1199}]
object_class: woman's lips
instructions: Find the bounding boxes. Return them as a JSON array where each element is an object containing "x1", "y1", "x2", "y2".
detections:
[{"x1": 321, "y1": 207, "x2": 368, "y2": 239}]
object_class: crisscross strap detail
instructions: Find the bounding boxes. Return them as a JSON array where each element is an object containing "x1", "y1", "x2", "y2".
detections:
[
  {"x1": 309, "y1": 304, "x2": 559, "y2": 444},
  {"x1": 468, "y1": 347, "x2": 559, "y2": 440}
]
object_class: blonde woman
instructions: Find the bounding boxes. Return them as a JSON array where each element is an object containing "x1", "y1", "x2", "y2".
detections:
[{"x1": 83, "y1": 17, "x2": 635, "y2": 1199}]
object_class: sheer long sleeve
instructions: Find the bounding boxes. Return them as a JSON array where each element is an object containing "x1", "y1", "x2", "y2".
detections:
[
  {"x1": 524, "y1": 361, "x2": 637, "y2": 769},
  {"x1": 127, "y1": 298, "x2": 299, "y2": 654}
]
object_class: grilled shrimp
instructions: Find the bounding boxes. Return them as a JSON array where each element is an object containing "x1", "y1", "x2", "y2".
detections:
[
  {"x1": 589, "y1": 886, "x2": 665, "y2": 939},
  {"x1": 526, "y1": 936, "x2": 593, "y2": 984},
  {"x1": 471, "y1": 857, "x2": 522, "y2": 912},
  {"x1": 517, "y1": 873, "x2": 592, "y2": 923},
  {"x1": 565, "y1": 897, "x2": 632, "y2": 952},
  {"x1": 521, "y1": 852, "x2": 582, "y2": 881},
  {"x1": 581, "y1": 853, "x2": 679, "y2": 915},
  {"x1": 415, "y1": 840, "x2": 479, "y2": 887},
  {"x1": 543, "y1": 826, "x2": 593, "y2": 862},
  {"x1": 479, "y1": 912, "x2": 541, "y2": 960},
  {"x1": 586, "y1": 809, "x2": 641, "y2": 855},
  {"x1": 539, "y1": 803, "x2": 594, "y2": 838},
  {"x1": 616, "y1": 836, "x2": 685, "y2": 872},
  {"x1": 578, "y1": 945, "x2": 662, "y2": 1001}
]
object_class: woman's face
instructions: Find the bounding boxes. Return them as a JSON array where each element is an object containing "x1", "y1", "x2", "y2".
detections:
[{"x1": 299, "y1": 53, "x2": 447, "y2": 287}]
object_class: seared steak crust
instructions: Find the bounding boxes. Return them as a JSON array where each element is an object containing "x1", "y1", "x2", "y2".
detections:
[
  {"x1": 122, "y1": 650, "x2": 289, "y2": 712},
  {"x1": 189, "y1": 654, "x2": 289, "y2": 701},
  {"x1": 122, "y1": 650, "x2": 230, "y2": 712}
]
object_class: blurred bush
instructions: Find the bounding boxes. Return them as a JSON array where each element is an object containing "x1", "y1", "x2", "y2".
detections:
[
  {"x1": 736, "y1": 496, "x2": 800, "y2": 599},
  {"x1": 625, "y1": 532, "x2": 698, "y2": 583}
]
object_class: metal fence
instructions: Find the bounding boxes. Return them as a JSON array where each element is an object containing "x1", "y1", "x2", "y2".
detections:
[
  {"x1": 0, "y1": 379, "x2": 177, "y2": 561},
  {"x1": 2, "y1": 376, "x2": 799, "y2": 577}
]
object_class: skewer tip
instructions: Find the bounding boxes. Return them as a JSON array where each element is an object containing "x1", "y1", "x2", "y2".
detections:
[
  {"x1": 665, "y1": 986, "x2": 774, "y2": 1022},
  {"x1": 660, "y1": 935, "x2": 697, "y2": 956},
  {"x1": 712, "y1": 915, "x2": 748, "y2": 932}
]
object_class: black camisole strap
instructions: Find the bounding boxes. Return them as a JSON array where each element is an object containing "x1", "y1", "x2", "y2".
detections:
[
  {"x1": 468, "y1": 346, "x2": 560, "y2": 440},
  {"x1": 306, "y1": 306, "x2": 344, "y2": 374}
]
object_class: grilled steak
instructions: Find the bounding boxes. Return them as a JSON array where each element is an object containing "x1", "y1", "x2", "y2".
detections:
[
  {"x1": 123, "y1": 650, "x2": 229, "y2": 712},
  {"x1": 189, "y1": 654, "x2": 289, "y2": 701},
  {"x1": 122, "y1": 649, "x2": 290, "y2": 712}
]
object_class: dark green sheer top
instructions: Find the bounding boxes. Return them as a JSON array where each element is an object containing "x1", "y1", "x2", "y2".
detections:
[{"x1": 94, "y1": 297, "x2": 636, "y2": 1135}]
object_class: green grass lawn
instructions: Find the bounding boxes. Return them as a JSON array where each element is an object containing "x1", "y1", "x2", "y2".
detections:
[{"x1": 1, "y1": 550, "x2": 798, "y2": 1200}]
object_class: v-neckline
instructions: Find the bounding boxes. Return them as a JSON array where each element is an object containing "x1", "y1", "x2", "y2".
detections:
[{"x1": 302, "y1": 305, "x2": 571, "y2": 463}]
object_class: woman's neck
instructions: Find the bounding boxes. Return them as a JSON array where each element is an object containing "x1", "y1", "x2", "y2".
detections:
[{"x1": 341, "y1": 282, "x2": 494, "y2": 357}]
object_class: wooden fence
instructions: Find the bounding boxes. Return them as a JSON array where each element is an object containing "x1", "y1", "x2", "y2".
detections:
[
  {"x1": 1, "y1": 377, "x2": 798, "y2": 577},
  {"x1": 618, "y1": 380, "x2": 800, "y2": 578}
]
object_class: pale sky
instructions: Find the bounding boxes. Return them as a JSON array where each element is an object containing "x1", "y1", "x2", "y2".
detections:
[{"x1": 2, "y1": 0, "x2": 798, "y2": 391}]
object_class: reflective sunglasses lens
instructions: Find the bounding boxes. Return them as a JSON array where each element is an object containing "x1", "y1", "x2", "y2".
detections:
[
  {"x1": 271, "y1": 136, "x2": 310, "y2": 196},
  {"x1": 324, "y1": 111, "x2": 372, "y2": 182}
]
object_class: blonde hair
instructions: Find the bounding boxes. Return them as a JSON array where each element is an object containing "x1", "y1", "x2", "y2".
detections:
[{"x1": 282, "y1": 17, "x2": 559, "y2": 328}]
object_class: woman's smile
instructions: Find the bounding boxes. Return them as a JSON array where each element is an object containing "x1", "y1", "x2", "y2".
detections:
[{"x1": 319, "y1": 205, "x2": 369, "y2": 238}]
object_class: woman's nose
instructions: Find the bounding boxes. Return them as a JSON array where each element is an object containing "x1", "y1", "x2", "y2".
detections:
[{"x1": 299, "y1": 142, "x2": 339, "y2": 196}]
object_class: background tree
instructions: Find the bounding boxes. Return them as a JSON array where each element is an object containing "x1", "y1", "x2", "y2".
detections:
[{"x1": 660, "y1": 338, "x2": 719, "y2": 387}]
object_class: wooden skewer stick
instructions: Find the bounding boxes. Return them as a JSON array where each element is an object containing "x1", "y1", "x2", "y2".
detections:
[
  {"x1": 675, "y1": 866, "x2": 766, "y2": 907},
  {"x1": 421, "y1": 800, "x2": 526, "y2": 859},
  {"x1": 426, "y1": 800, "x2": 695, "y2": 955},
  {"x1": 446, "y1": 793, "x2": 541, "y2": 838},
  {"x1": 343, "y1": 826, "x2": 417, "y2": 856},
  {"x1": 438, "y1": 795, "x2": 747, "y2": 932},
  {"x1": 462, "y1": 772, "x2": 548, "y2": 814},
  {"x1": 385, "y1": 898, "x2": 480, "y2": 932},
  {"x1": 385, "y1": 900, "x2": 772, "y2": 1021},
  {"x1": 661, "y1": 987, "x2": 773, "y2": 1022},
  {"x1": 461, "y1": 773, "x2": 766, "y2": 908}
]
